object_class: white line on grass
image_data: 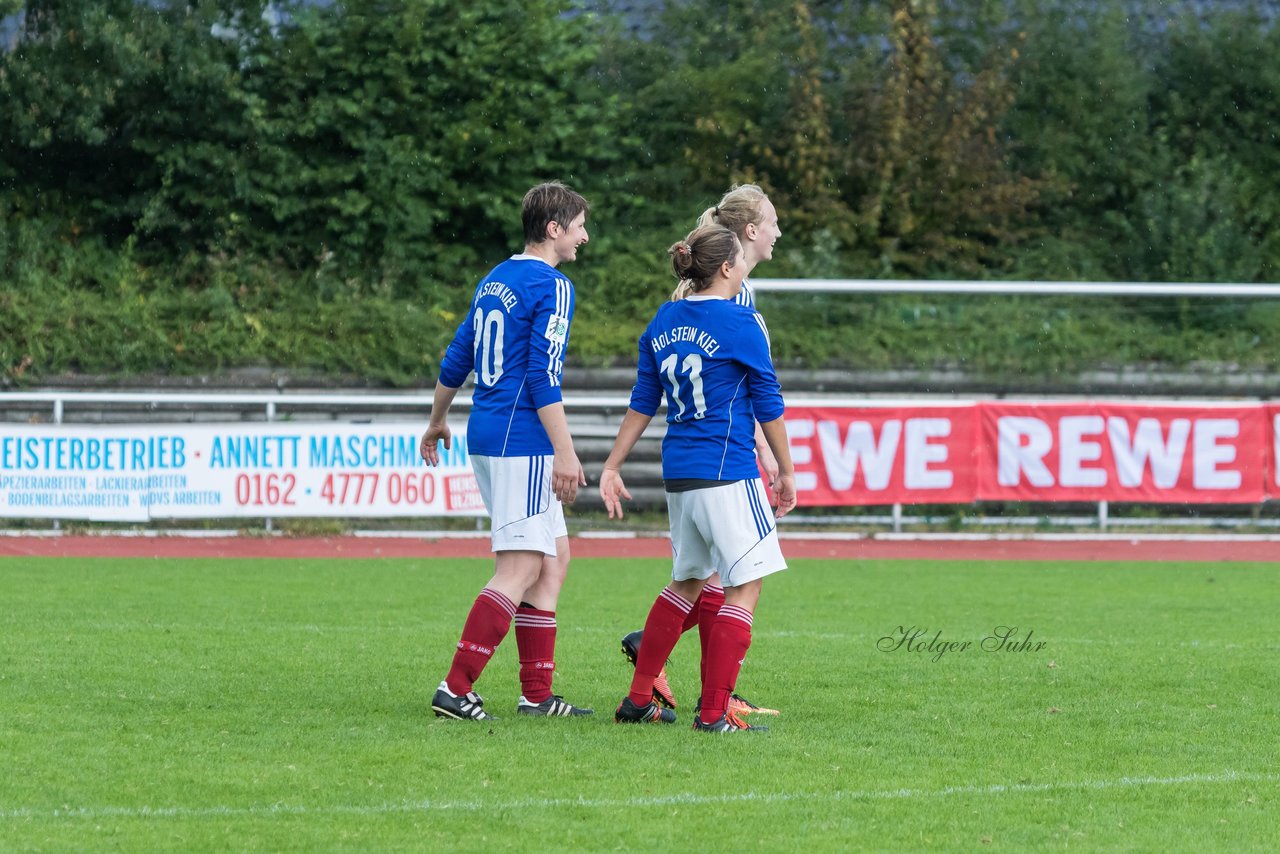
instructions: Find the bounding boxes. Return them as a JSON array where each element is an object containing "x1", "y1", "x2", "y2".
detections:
[{"x1": 3, "y1": 771, "x2": 1275, "y2": 822}]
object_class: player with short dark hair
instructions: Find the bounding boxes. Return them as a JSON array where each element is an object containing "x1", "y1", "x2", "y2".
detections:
[
  {"x1": 420, "y1": 180, "x2": 593, "y2": 721},
  {"x1": 601, "y1": 224, "x2": 797, "y2": 732}
]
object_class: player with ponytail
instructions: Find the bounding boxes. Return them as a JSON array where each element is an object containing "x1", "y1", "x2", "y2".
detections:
[
  {"x1": 620, "y1": 185, "x2": 786, "y2": 720},
  {"x1": 603, "y1": 224, "x2": 796, "y2": 732}
]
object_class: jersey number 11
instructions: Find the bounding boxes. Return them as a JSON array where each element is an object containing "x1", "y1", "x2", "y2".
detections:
[{"x1": 660, "y1": 353, "x2": 707, "y2": 421}]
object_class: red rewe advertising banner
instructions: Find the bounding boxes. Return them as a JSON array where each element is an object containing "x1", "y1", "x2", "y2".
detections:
[
  {"x1": 1270, "y1": 404, "x2": 1280, "y2": 499},
  {"x1": 786, "y1": 405, "x2": 979, "y2": 505},
  {"x1": 786, "y1": 401, "x2": 1275, "y2": 506},
  {"x1": 978, "y1": 402, "x2": 1268, "y2": 503}
]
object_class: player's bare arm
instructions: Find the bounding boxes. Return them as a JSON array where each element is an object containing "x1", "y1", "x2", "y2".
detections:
[
  {"x1": 754, "y1": 420, "x2": 779, "y2": 488},
  {"x1": 536, "y1": 401, "x2": 586, "y2": 504},
  {"x1": 599, "y1": 408, "x2": 653, "y2": 519},
  {"x1": 759, "y1": 417, "x2": 796, "y2": 518},
  {"x1": 420, "y1": 381, "x2": 460, "y2": 466}
]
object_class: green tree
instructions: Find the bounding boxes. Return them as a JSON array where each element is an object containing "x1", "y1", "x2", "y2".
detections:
[
  {"x1": 1003, "y1": 1, "x2": 1158, "y2": 280},
  {"x1": 0, "y1": 1, "x2": 259, "y2": 256},
  {"x1": 237, "y1": 0, "x2": 619, "y2": 298},
  {"x1": 584, "y1": 0, "x2": 865, "y2": 275},
  {"x1": 754, "y1": 0, "x2": 855, "y2": 253},
  {"x1": 1145, "y1": 9, "x2": 1280, "y2": 281},
  {"x1": 841, "y1": 0, "x2": 1041, "y2": 277}
]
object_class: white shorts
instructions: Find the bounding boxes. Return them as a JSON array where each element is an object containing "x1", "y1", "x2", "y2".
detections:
[
  {"x1": 471, "y1": 455, "x2": 566, "y2": 557},
  {"x1": 666, "y1": 479, "x2": 787, "y2": 588}
]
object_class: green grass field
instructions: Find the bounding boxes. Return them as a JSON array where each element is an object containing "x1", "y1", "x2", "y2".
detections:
[{"x1": 2, "y1": 555, "x2": 1277, "y2": 852}]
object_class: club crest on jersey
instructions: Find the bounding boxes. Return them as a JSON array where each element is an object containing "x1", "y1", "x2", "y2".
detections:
[{"x1": 544, "y1": 315, "x2": 569, "y2": 343}]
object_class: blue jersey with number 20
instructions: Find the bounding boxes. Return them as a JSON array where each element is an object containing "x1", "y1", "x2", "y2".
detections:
[
  {"x1": 629, "y1": 295, "x2": 784, "y2": 481},
  {"x1": 437, "y1": 255, "x2": 575, "y2": 456}
]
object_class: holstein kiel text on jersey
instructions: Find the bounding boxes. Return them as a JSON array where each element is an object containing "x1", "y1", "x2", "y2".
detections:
[{"x1": 649, "y1": 325, "x2": 720, "y2": 356}]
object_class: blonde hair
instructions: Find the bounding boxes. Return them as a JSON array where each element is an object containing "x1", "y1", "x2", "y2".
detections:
[
  {"x1": 674, "y1": 184, "x2": 768, "y2": 299},
  {"x1": 668, "y1": 225, "x2": 740, "y2": 300},
  {"x1": 696, "y1": 184, "x2": 769, "y2": 239}
]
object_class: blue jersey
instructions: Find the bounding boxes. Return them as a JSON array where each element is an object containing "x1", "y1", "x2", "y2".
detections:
[
  {"x1": 732, "y1": 279, "x2": 770, "y2": 350},
  {"x1": 629, "y1": 295, "x2": 784, "y2": 481},
  {"x1": 438, "y1": 255, "x2": 575, "y2": 456}
]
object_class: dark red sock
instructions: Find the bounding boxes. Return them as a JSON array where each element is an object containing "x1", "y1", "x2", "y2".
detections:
[
  {"x1": 696, "y1": 582, "x2": 726, "y2": 687},
  {"x1": 515, "y1": 604, "x2": 557, "y2": 704},
  {"x1": 445, "y1": 588, "x2": 516, "y2": 695},
  {"x1": 699, "y1": 604, "x2": 753, "y2": 725},
  {"x1": 627, "y1": 588, "x2": 693, "y2": 707}
]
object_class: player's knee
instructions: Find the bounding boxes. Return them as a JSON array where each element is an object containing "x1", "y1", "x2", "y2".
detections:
[
  {"x1": 668, "y1": 577, "x2": 706, "y2": 601},
  {"x1": 538, "y1": 557, "x2": 569, "y2": 590},
  {"x1": 494, "y1": 550, "x2": 545, "y2": 587},
  {"x1": 724, "y1": 579, "x2": 763, "y2": 612}
]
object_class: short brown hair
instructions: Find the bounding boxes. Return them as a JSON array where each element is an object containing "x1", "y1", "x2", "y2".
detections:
[{"x1": 522, "y1": 181, "x2": 589, "y2": 245}]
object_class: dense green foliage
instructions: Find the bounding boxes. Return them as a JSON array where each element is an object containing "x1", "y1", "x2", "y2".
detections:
[{"x1": 2, "y1": 0, "x2": 1279, "y2": 385}]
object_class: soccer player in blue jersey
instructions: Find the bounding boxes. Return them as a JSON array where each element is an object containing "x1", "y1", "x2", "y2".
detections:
[
  {"x1": 419, "y1": 181, "x2": 593, "y2": 721},
  {"x1": 620, "y1": 184, "x2": 785, "y2": 718},
  {"x1": 602, "y1": 224, "x2": 797, "y2": 732}
]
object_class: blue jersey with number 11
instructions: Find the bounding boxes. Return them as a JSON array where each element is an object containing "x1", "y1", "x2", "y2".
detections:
[
  {"x1": 437, "y1": 255, "x2": 574, "y2": 457},
  {"x1": 629, "y1": 295, "x2": 784, "y2": 481}
]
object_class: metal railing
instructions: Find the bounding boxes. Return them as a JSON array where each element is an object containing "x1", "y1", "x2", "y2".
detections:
[
  {"x1": 751, "y1": 279, "x2": 1280, "y2": 297},
  {"x1": 3, "y1": 389, "x2": 1277, "y2": 534}
]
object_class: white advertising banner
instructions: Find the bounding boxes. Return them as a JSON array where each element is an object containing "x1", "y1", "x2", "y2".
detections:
[{"x1": 0, "y1": 423, "x2": 483, "y2": 521}]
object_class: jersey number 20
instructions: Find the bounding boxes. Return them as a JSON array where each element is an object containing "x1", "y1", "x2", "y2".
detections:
[
  {"x1": 473, "y1": 309, "x2": 504, "y2": 385},
  {"x1": 660, "y1": 353, "x2": 706, "y2": 421}
]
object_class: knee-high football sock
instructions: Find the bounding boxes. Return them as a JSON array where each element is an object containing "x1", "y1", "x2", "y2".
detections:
[
  {"x1": 515, "y1": 603, "x2": 557, "y2": 704},
  {"x1": 445, "y1": 588, "x2": 517, "y2": 696},
  {"x1": 627, "y1": 588, "x2": 694, "y2": 707},
  {"x1": 696, "y1": 582, "x2": 726, "y2": 687},
  {"x1": 680, "y1": 592, "x2": 703, "y2": 633},
  {"x1": 699, "y1": 604, "x2": 753, "y2": 725}
]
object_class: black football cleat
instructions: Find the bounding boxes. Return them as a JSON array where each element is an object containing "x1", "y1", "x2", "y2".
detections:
[
  {"x1": 614, "y1": 695, "x2": 676, "y2": 724},
  {"x1": 517, "y1": 695, "x2": 594, "y2": 717},
  {"x1": 693, "y1": 711, "x2": 768, "y2": 733},
  {"x1": 431, "y1": 681, "x2": 495, "y2": 721},
  {"x1": 619, "y1": 630, "x2": 678, "y2": 709}
]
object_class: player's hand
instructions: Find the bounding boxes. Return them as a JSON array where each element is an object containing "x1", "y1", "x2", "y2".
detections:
[
  {"x1": 420, "y1": 423, "x2": 451, "y2": 466},
  {"x1": 773, "y1": 473, "x2": 797, "y2": 519},
  {"x1": 598, "y1": 468, "x2": 631, "y2": 519},
  {"x1": 757, "y1": 442, "x2": 780, "y2": 503},
  {"x1": 552, "y1": 449, "x2": 586, "y2": 504}
]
